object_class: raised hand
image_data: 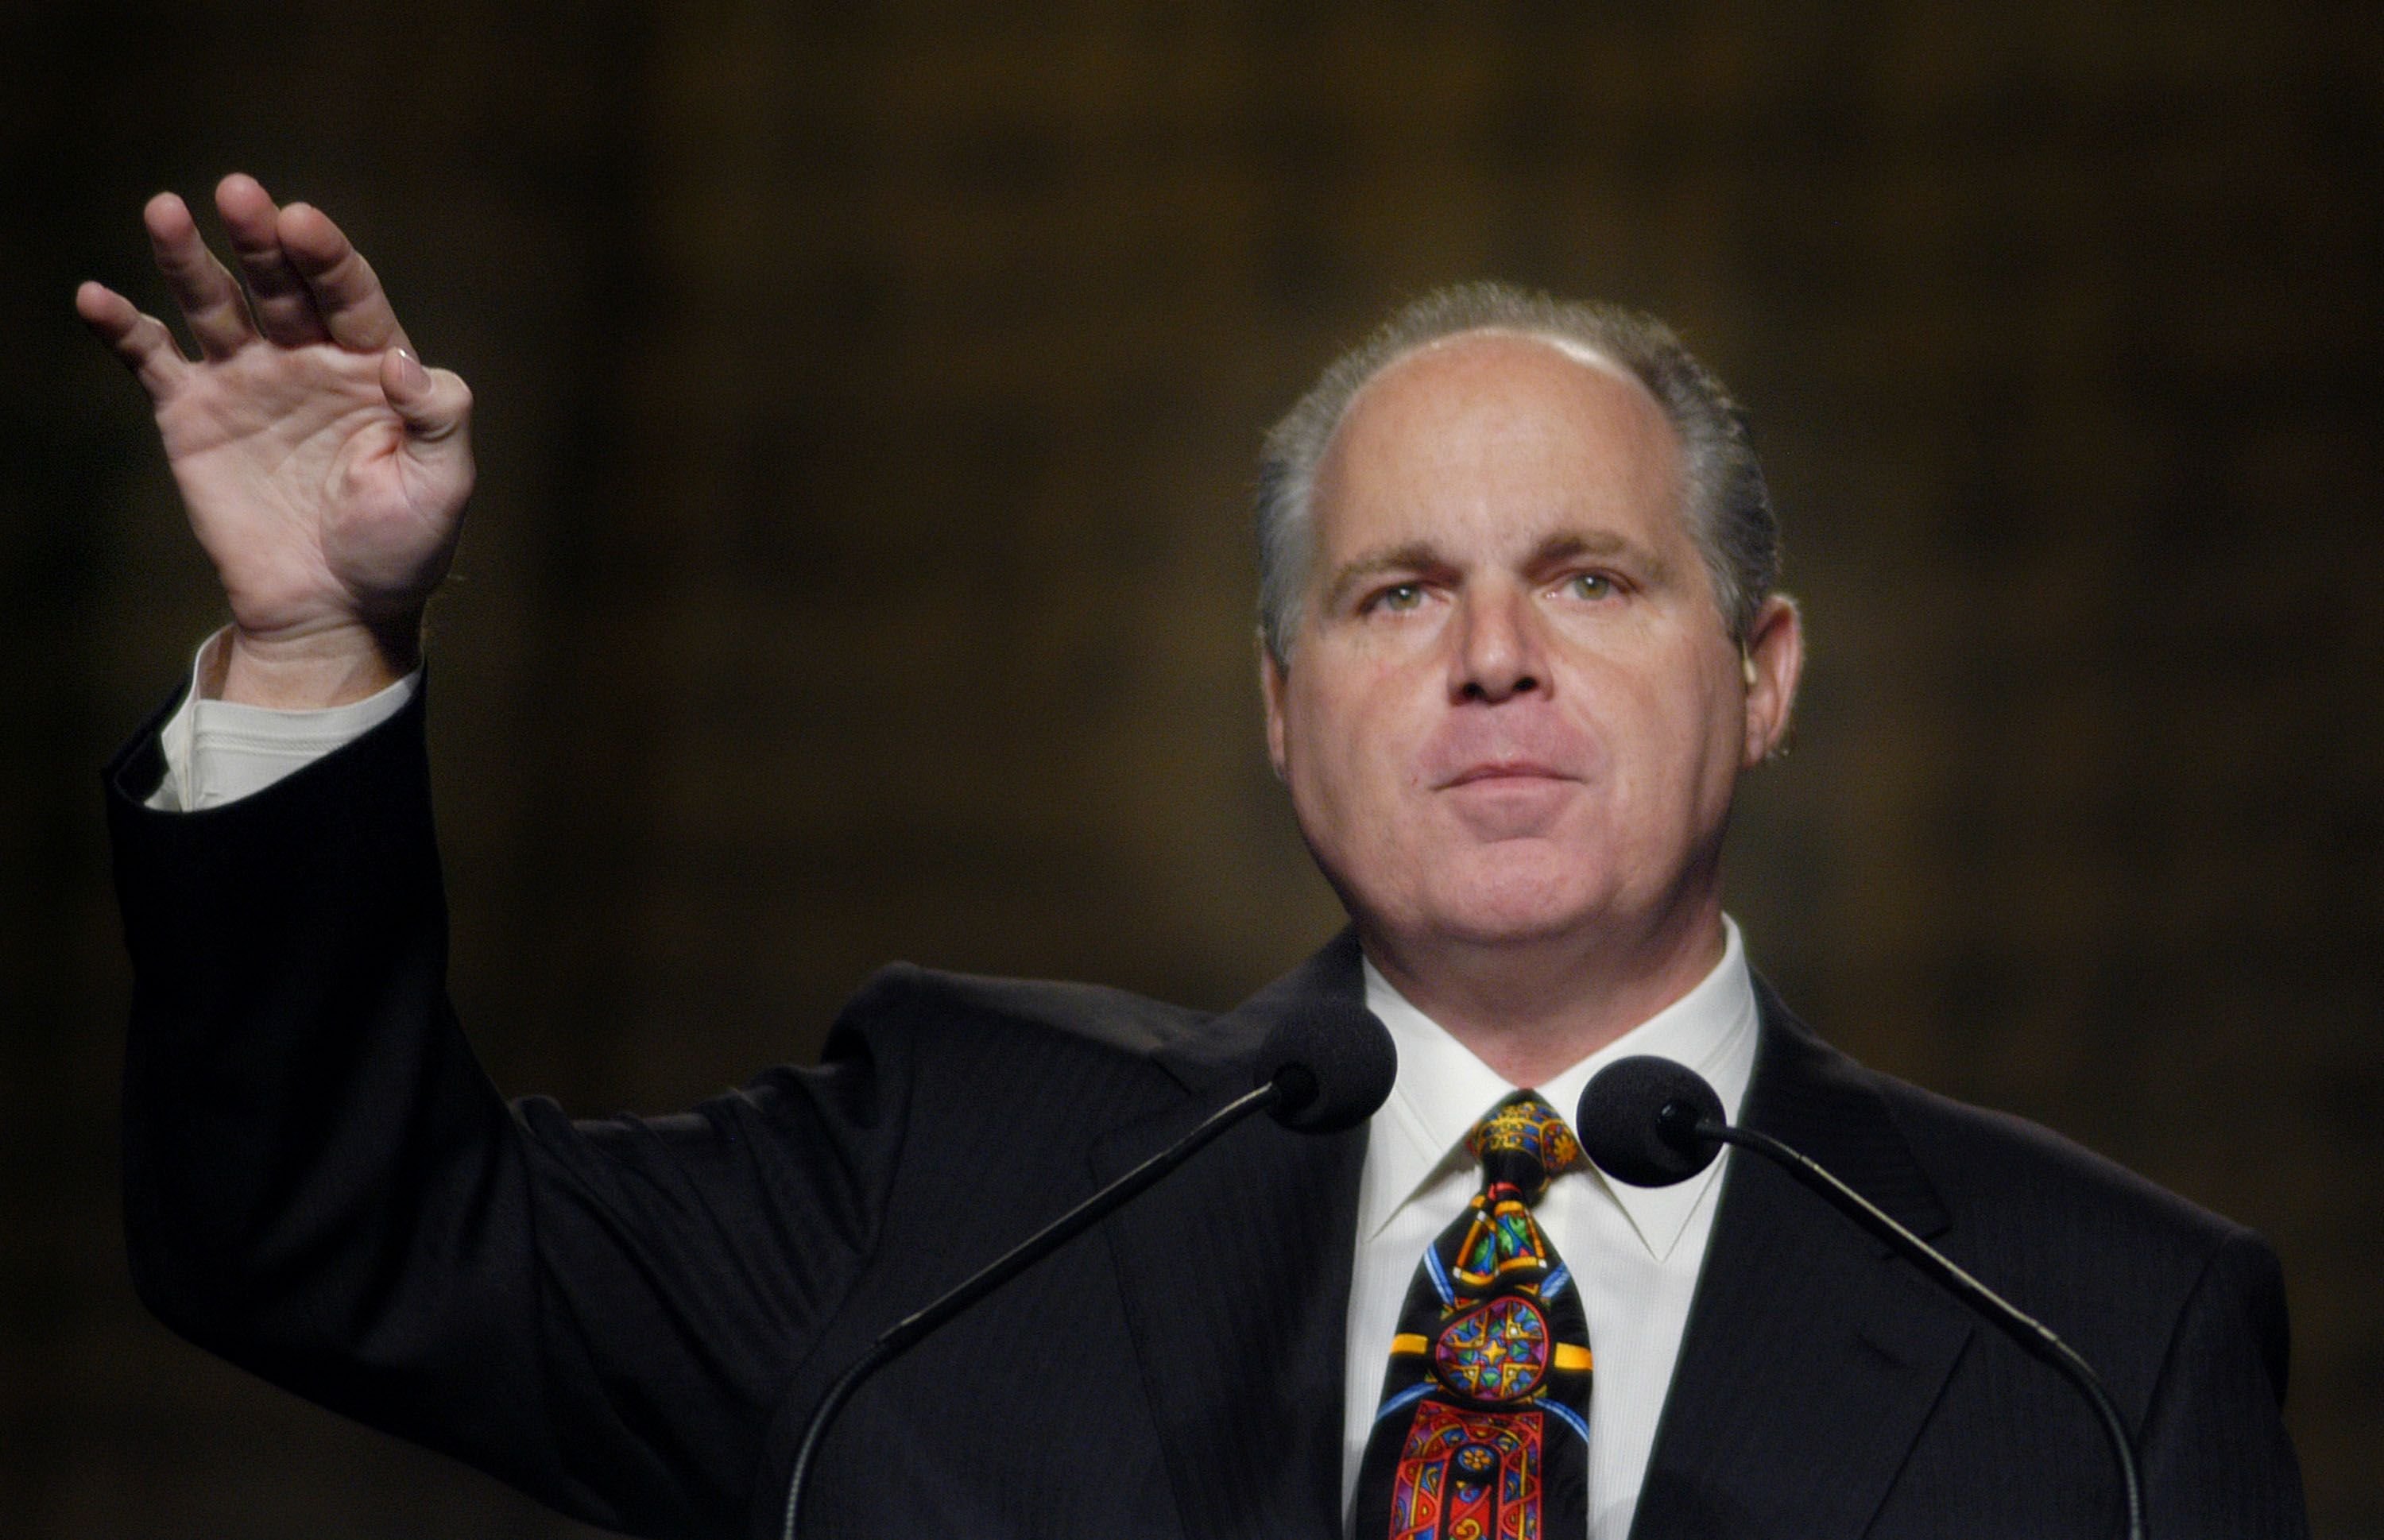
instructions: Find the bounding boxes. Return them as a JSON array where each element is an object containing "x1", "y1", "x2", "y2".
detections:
[{"x1": 78, "y1": 173, "x2": 473, "y2": 706}]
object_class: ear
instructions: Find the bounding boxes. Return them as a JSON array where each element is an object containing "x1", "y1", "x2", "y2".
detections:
[
  {"x1": 1258, "y1": 632, "x2": 1291, "y2": 782},
  {"x1": 1740, "y1": 594, "x2": 1803, "y2": 768}
]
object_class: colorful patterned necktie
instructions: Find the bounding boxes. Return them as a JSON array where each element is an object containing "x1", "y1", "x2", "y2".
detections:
[{"x1": 1352, "y1": 1091, "x2": 1593, "y2": 1540}]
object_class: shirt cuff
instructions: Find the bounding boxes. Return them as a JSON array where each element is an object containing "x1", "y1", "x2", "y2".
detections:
[{"x1": 145, "y1": 629, "x2": 424, "y2": 812}]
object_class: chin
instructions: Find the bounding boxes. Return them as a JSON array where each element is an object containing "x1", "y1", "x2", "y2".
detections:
[{"x1": 1411, "y1": 850, "x2": 1617, "y2": 948}]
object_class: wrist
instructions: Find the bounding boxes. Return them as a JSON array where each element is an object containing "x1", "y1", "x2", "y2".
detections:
[{"x1": 211, "y1": 615, "x2": 422, "y2": 708}]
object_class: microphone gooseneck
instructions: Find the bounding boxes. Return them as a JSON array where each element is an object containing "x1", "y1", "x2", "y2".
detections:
[
  {"x1": 1577, "y1": 1055, "x2": 2148, "y2": 1540},
  {"x1": 781, "y1": 1000, "x2": 1394, "y2": 1540}
]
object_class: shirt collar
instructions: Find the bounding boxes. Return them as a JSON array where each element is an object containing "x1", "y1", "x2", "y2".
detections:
[{"x1": 1358, "y1": 916, "x2": 1759, "y2": 1261}]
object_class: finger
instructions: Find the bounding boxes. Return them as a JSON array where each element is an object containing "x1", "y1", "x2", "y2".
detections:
[
  {"x1": 279, "y1": 201, "x2": 412, "y2": 354},
  {"x1": 75, "y1": 280, "x2": 189, "y2": 398},
  {"x1": 143, "y1": 191, "x2": 260, "y2": 359},
  {"x1": 381, "y1": 348, "x2": 473, "y2": 458},
  {"x1": 215, "y1": 173, "x2": 328, "y2": 347}
]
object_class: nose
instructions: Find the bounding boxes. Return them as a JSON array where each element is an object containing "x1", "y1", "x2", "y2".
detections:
[{"x1": 1452, "y1": 584, "x2": 1544, "y2": 703}]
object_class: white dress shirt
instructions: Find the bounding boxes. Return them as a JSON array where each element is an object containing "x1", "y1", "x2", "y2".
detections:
[
  {"x1": 145, "y1": 634, "x2": 1759, "y2": 1540},
  {"x1": 144, "y1": 630, "x2": 419, "y2": 813},
  {"x1": 1349, "y1": 923, "x2": 1757, "y2": 1540}
]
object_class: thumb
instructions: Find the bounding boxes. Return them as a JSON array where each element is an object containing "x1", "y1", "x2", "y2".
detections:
[{"x1": 380, "y1": 347, "x2": 474, "y2": 450}]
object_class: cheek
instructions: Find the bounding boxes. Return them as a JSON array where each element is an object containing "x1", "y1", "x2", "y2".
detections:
[
  {"x1": 1290, "y1": 661, "x2": 1404, "y2": 771},
  {"x1": 1283, "y1": 670, "x2": 1430, "y2": 852},
  {"x1": 1596, "y1": 656, "x2": 1743, "y2": 811}
]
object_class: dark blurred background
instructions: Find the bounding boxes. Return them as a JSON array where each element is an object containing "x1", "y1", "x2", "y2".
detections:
[{"x1": 4, "y1": 2, "x2": 2378, "y2": 1534}]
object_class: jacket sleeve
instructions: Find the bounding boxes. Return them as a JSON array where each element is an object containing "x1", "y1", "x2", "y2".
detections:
[
  {"x1": 2137, "y1": 1225, "x2": 2311, "y2": 1540},
  {"x1": 105, "y1": 682, "x2": 908, "y2": 1538}
]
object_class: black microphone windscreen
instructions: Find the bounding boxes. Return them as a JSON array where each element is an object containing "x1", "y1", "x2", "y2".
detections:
[
  {"x1": 1254, "y1": 1000, "x2": 1396, "y2": 1133},
  {"x1": 1576, "y1": 1056, "x2": 1725, "y2": 1188}
]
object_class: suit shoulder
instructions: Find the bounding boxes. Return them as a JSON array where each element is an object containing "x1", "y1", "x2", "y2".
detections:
[
  {"x1": 830, "y1": 960, "x2": 1215, "y2": 1070},
  {"x1": 1836, "y1": 1056, "x2": 2296, "y2": 1425},
  {"x1": 1866, "y1": 1065, "x2": 2256, "y2": 1267}
]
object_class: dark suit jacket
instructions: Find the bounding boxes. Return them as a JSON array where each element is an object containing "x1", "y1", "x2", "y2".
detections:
[{"x1": 106, "y1": 684, "x2": 2307, "y2": 1538}]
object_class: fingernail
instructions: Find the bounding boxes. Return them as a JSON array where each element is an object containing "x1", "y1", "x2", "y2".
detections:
[{"x1": 394, "y1": 348, "x2": 428, "y2": 392}]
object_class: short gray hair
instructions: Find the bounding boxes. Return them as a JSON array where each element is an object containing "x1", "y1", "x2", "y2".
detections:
[{"x1": 1255, "y1": 281, "x2": 1778, "y2": 664}]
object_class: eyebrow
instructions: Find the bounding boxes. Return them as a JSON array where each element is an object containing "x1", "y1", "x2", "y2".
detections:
[
  {"x1": 1527, "y1": 529, "x2": 1674, "y2": 582},
  {"x1": 1320, "y1": 528, "x2": 1670, "y2": 611},
  {"x1": 1322, "y1": 541, "x2": 1449, "y2": 612}
]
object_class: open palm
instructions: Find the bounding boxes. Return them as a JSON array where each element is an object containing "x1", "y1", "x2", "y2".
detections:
[{"x1": 79, "y1": 174, "x2": 472, "y2": 699}]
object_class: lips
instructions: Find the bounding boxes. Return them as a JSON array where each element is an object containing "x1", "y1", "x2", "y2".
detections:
[
  {"x1": 1418, "y1": 713, "x2": 1596, "y2": 793},
  {"x1": 1439, "y1": 759, "x2": 1574, "y2": 789}
]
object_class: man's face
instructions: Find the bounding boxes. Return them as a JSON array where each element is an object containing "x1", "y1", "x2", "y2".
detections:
[{"x1": 1261, "y1": 331, "x2": 1799, "y2": 963}]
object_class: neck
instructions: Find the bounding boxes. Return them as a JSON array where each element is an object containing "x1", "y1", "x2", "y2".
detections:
[{"x1": 1360, "y1": 899, "x2": 1728, "y2": 1088}]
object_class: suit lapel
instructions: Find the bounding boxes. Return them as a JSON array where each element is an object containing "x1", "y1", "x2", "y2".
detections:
[
  {"x1": 1629, "y1": 983, "x2": 1973, "y2": 1540},
  {"x1": 1094, "y1": 932, "x2": 1369, "y2": 1540}
]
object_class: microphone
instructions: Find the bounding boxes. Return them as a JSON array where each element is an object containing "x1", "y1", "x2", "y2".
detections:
[
  {"x1": 1255, "y1": 994, "x2": 1401, "y2": 1133},
  {"x1": 1576, "y1": 1056, "x2": 2147, "y2": 1540},
  {"x1": 780, "y1": 1000, "x2": 1396, "y2": 1540}
]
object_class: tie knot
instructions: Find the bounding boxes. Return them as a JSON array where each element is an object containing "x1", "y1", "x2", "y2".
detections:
[{"x1": 1464, "y1": 1091, "x2": 1584, "y2": 1202}]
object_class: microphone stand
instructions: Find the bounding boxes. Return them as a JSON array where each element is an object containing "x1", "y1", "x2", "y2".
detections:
[
  {"x1": 1666, "y1": 1105, "x2": 2147, "y2": 1540},
  {"x1": 780, "y1": 1078, "x2": 1286, "y2": 1540}
]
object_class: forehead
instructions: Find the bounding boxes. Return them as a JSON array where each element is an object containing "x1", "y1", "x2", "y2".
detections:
[{"x1": 1310, "y1": 330, "x2": 1686, "y2": 557}]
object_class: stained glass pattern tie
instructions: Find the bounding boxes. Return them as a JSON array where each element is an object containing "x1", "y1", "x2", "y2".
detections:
[{"x1": 1353, "y1": 1092, "x2": 1593, "y2": 1540}]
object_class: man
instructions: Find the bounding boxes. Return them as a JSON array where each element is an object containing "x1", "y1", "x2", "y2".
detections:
[{"x1": 87, "y1": 175, "x2": 2306, "y2": 1538}]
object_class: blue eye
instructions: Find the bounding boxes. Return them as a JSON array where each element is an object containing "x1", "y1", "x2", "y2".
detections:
[
  {"x1": 1378, "y1": 582, "x2": 1425, "y2": 613},
  {"x1": 1564, "y1": 573, "x2": 1614, "y2": 600}
]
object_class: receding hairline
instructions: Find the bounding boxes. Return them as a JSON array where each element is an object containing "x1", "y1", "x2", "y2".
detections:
[
  {"x1": 1324, "y1": 323, "x2": 1664, "y2": 443},
  {"x1": 1299, "y1": 323, "x2": 1696, "y2": 588},
  {"x1": 1255, "y1": 282, "x2": 1780, "y2": 664}
]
